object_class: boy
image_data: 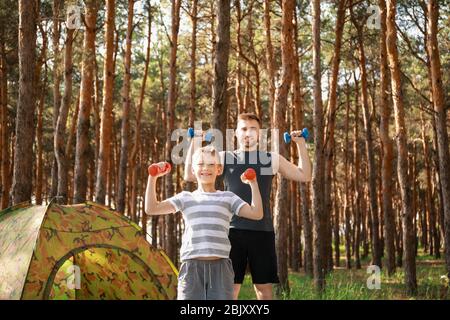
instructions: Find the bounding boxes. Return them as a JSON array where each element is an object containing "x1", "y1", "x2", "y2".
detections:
[{"x1": 145, "y1": 146, "x2": 263, "y2": 300}]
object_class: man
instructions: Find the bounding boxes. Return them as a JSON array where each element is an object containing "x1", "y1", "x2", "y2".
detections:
[{"x1": 184, "y1": 113, "x2": 311, "y2": 300}]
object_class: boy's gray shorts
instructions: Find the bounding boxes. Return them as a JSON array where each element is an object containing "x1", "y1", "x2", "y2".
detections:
[{"x1": 177, "y1": 258, "x2": 234, "y2": 300}]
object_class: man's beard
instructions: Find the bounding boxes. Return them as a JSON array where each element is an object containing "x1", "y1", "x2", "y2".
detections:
[{"x1": 244, "y1": 139, "x2": 257, "y2": 148}]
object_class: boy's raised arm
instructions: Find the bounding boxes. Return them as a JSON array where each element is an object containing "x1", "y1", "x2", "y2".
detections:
[
  {"x1": 145, "y1": 164, "x2": 177, "y2": 215},
  {"x1": 237, "y1": 174, "x2": 263, "y2": 220}
]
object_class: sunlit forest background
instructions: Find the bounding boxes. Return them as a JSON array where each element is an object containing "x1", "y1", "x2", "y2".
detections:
[{"x1": 0, "y1": 0, "x2": 449, "y2": 298}]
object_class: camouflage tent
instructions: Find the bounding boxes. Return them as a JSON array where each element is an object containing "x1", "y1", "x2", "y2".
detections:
[{"x1": 0, "y1": 201, "x2": 177, "y2": 300}]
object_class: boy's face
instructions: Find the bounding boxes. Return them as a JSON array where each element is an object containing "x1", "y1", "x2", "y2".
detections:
[
  {"x1": 192, "y1": 152, "x2": 222, "y2": 184},
  {"x1": 236, "y1": 119, "x2": 260, "y2": 150}
]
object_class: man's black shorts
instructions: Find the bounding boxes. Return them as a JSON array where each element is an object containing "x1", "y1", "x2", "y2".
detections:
[{"x1": 229, "y1": 228, "x2": 280, "y2": 284}]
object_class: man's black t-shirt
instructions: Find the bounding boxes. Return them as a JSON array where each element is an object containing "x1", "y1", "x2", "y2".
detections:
[{"x1": 222, "y1": 150, "x2": 275, "y2": 232}]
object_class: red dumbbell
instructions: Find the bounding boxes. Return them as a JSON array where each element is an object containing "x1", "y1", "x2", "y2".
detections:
[
  {"x1": 148, "y1": 162, "x2": 172, "y2": 177},
  {"x1": 243, "y1": 168, "x2": 256, "y2": 181}
]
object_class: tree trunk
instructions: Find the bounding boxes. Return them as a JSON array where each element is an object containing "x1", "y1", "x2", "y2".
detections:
[
  {"x1": 289, "y1": 180, "x2": 299, "y2": 271},
  {"x1": 186, "y1": 0, "x2": 197, "y2": 193},
  {"x1": 333, "y1": 168, "x2": 340, "y2": 267},
  {"x1": 189, "y1": 0, "x2": 197, "y2": 129},
  {"x1": 50, "y1": 0, "x2": 62, "y2": 199},
  {"x1": 263, "y1": 0, "x2": 276, "y2": 126},
  {"x1": 311, "y1": 0, "x2": 326, "y2": 292},
  {"x1": 117, "y1": 0, "x2": 135, "y2": 214},
  {"x1": 273, "y1": 0, "x2": 295, "y2": 295},
  {"x1": 421, "y1": 112, "x2": 439, "y2": 258},
  {"x1": 35, "y1": 24, "x2": 47, "y2": 205},
  {"x1": 426, "y1": 0, "x2": 450, "y2": 277},
  {"x1": 212, "y1": 0, "x2": 230, "y2": 137},
  {"x1": 95, "y1": 0, "x2": 115, "y2": 205},
  {"x1": 165, "y1": 0, "x2": 181, "y2": 262},
  {"x1": 55, "y1": 28, "x2": 74, "y2": 204},
  {"x1": 289, "y1": 104, "x2": 298, "y2": 272},
  {"x1": 378, "y1": 0, "x2": 395, "y2": 276},
  {"x1": 235, "y1": 0, "x2": 261, "y2": 120},
  {"x1": 12, "y1": 0, "x2": 37, "y2": 205},
  {"x1": 395, "y1": 195, "x2": 404, "y2": 267},
  {"x1": 344, "y1": 79, "x2": 352, "y2": 269},
  {"x1": 92, "y1": 59, "x2": 101, "y2": 198},
  {"x1": 292, "y1": 7, "x2": 313, "y2": 277},
  {"x1": 66, "y1": 91, "x2": 80, "y2": 201},
  {"x1": 361, "y1": 168, "x2": 369, "y2": 260},
  {"x1": 324, "y1": 0, "x2": 346, "y2": 273},
  {"x1": 131, "y1": 6, "x2": 151, "y2": 222},
  {"x1": 74, "y1": 0, "x2": 98, "y2": 204},
  {"x1": 386, "y1": 0, "x2": 417, "y2": 295},
  {"x1": 353, "y1": 72, "x2": 362, "y2": 269},
  {"x1": 0, "y1": 40, "x2": 10, "y2": 208},
  {"x1": 431, "y1": 121, "x2": 446, "y2": 251},
  {"x1": 350, "y1": 6, "x2": 382, "y2": 268}
]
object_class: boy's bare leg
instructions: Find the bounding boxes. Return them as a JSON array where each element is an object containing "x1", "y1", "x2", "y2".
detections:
[
  {"x1": 254, "y1": 284, "x2": 273, "y2": 300},
  {"x1": 233, "y1": 284, "x2": 241, "y2": 300}
]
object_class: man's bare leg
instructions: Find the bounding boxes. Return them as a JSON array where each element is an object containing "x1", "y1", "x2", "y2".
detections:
[
  {"x1": 254, "y1": 284, "x2": 273, "y2": 300},
  {"x1": 233, "y1": 284, "x2": 241, "y2": 300}
]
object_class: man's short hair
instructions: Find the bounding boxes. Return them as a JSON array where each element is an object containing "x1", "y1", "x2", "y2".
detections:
[{"x1": 237, "y1": 113, "x2": 261, "y2": 127}]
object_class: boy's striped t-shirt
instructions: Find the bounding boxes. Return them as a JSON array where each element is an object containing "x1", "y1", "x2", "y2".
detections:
[{"x1": 167, "y1": 190, "x2": 247, "y2": 262}]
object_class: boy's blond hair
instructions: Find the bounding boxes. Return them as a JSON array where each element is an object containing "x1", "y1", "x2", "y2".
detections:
[{"x1": 192, "y1": 146, "x2": 221, "y2": 166}]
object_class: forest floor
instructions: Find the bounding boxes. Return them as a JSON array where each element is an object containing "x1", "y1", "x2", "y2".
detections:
[{"x1": 239, "y1": 249, "x2": 449, "y2": 300}]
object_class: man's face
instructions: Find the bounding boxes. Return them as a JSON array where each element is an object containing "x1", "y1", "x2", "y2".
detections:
[{"x1": 236, "y1": 119, "x2": 260, "y2": 150}]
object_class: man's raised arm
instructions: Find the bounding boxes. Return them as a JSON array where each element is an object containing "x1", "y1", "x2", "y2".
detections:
[
  {"x1": 183, "y1": 136, "x2": 201, "y2": 182},
  {"x1": 274, "y1": 133, "x2": 312, "y2": 182}
]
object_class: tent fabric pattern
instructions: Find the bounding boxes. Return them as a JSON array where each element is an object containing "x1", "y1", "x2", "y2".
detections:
[
  {"x1": 0, "y1": 204, "x2": 48, "y2": 299},
  {"x1": 0, "y1": 201, "x2": 177, "y2": 300}
]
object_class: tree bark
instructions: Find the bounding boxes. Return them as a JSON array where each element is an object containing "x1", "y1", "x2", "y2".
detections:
[
  {"x1": 273, "y1": 0, "x2": 295, "y2": 295},
  {"x1": 263, "y1": 0, "x2": 276, "y2": 126},
  {"x1": 333, "y1": 168, "x2": 340, "y2": 267},
  {"x1": 324, "y1": 0, "x2": 346, "y2": 273},
  {"x1": 131, "y1": 5, "x2": 151, "y2": 222},
  {"x1": 292, "y1": 7, "x2": 313, "y2": 277},
  {"x1": 289, "y1": 180, "x2": 299, "y2": 271},
  {"x1": 117, "y1": 0, "x2": 135, "y2": 214},
  {"x1": 386, "y1": 0, "x2": 417, "y2": 295},
  {"x1": 311, "y1": 0, "x2": 326, "y2": 292},
  {"x1": 0, "y1": 40, "x2": 10, "y2": 208},
  {"x1": 353, "y1": 72, "x2": 362, "y2": 269},
  {"x1": 212, "y1": 0, "x2": 230, "y2": 137},
  {"x1": 421, "y1": 112, "x2": 439, "y2": 258},
  {"x1": 12, "y1": 0, "x2": 37, "y2": 205},
  {"x1": 165, "y1": 0, "x2": 181, "y2": 262},
  {"x1": 74, "y1": 0, "x2": 98, "y2": 203},
  {"x1": 350, "y1": 4, "x2": 381, "y2": 268},
  {"x1": 95, "y1": 0, "x2": 115, "y2": 205},
  {"x1": 55, "y1": 28, "x2": 74, "y2": 204},
  {"x1": 426, "y1": 0, "x2": 450, "y2": 277},
  {"x1": 35, "y1": 23, "x2": 47, "y2": 205},
  {"x1": 50, "y1": 0, "x2": 62, "y2": 199},
  {"x1": 92, "y1": 59, "x2": 101, "y2": 199},
  {"x1": 186, "y1": 0, "x2": 197, "y2": 193},
  {"x1": 235, "y1": 0, "x2": 261, "y2": 120},
  {"x1": 189, "y1": 0, "x2": 197, "y2": 129},
  {"x1": 378, "y1": 0, "x2": 396, "y2": 276},
  {"x1": 344, "y1": 78, "x2": 352, "y2": 269}
]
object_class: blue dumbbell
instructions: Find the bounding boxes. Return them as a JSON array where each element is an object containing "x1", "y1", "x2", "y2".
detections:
[
  {"x1": 188, "y1": 127, "x2": 213, "y2": 142},
  {"x1": 187, "y1": 127, "x2": 195, "y2": 138},
  {"x1": 283, "y1": 128, "x2": 309, "y2": 144}
]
